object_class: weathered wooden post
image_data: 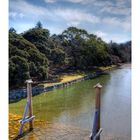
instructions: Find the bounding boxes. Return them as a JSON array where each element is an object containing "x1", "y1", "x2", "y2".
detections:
[
  {"x1": 27, "y1": 79, "x2": 33, "y2": 130},
  {"x1": 18, "y1": 79, "x2": 35, "y2": 136},
  {"x1": 90, "y1": 83, "x2": 103, "y2": 140}
]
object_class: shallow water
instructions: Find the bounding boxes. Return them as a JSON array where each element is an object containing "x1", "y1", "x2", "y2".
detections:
[{"x1": 9, "y1": 66, "x2": 131, "y2": 139}]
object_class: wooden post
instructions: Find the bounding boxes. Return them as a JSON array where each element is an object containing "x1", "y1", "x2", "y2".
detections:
[
  {"x1": 27, "y1": 79, "x2": 33, "y2": 130},
  {"x1": 94, "y1": 83, "x2": 102, "y2": 134},
  {"x1": 90, "y1": 83, "x2": 102, "y2": 140},
  {"x1": 18, "y1": 79, "x2": 35, "y2": 136}
]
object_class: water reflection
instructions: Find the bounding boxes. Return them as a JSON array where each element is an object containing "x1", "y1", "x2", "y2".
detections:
[
  {"x1": 10, "y1": 66, "x2": 131, "y2": 139},
  {"x1": 101, "y1": 67, "x2": 131, "y2": 139}
]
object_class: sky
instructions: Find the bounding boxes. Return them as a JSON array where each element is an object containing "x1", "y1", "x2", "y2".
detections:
[{"x1": 9, "y1": 0, "x2": 131, "y2": 43}]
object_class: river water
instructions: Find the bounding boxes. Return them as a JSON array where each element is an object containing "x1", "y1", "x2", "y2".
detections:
[{"x1": 9, "y1": 65, "x2": 131, "y2": 140}]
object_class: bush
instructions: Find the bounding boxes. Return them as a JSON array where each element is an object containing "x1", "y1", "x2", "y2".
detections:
[{"x1": 9, "y1": 56, "x2": 30, "y2": 88}]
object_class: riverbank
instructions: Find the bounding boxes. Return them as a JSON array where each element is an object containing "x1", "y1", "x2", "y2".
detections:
[
  {"x1": 9, "y1": 65, "x2": 117, "y2": 102},
  {"x1": 41, "y1": 65, "x2": 117, "y2": 88}
]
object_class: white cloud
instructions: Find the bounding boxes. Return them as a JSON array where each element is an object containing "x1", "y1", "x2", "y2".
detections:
[
  {"x1": 43, "y1": 0, "x2": 131, "y2": 20},
  {"x1": 116, "y1": 0, "x2": 130, "y2": 7},
  {"x1": 44, "y1": 0, "x2": 92, "y2": 4},
  {"x1": 19, "y1": 13, "x2": 24, "y2": 18},
  {"x1": 93, "y1": 0, "x2": 113, "y2": 7},
  {"x1": 10, "y1": 0, "x2": 100, "y2": 25},
  {"x1": 65, "y1": 0, "x2": 91, "y2": 4},
  {"x1": 9, "y1": 12, "x2": 17, "y2": 18},
  {"x1": 9, "y1": 0, "x2": 131, "y2": 42},
  {"x1": 10, "y1": 0, "x2": 131, "y2": 31},
  {"x1": 67, "y1": 21, "x2": 80, "y2": 27},
  {"x1": 9, "y1": 11, "x2": 24, "y2": 19},
  {"x1": 53, "y1": 8, "x2": 100, "y2": 24},
  {"x1": 95, "y1": 30, "x2": 107, "y2": 38},
  {"x1": 102, "y1": 16, "x2": 131, "y2": 31},
  {"x1": 93, "y1": 31, "x2": 130, "y2": 43},
  {"x1": 43, "y1": 0, "x2": 131, "y2": 9},
  {"x1": 10, "y1": 0, "x2": 47, "y2": 17},
  {"x1": 105, "y1": 35, "x2": 130, "y2": 43},
  {"x1": 9, "y1": 0, "x2": 131, "y2": 32},
  {"x1": 96, "y1": 0, "x2": 131, "y2": 17},
  {"x1": 44, "y1": 0, "x2": 56, "y2": 3},
  {"x1": 15, "y1": 23, "x2": 35, "y2": 33},
  {"x1": 100, "y1": 6, "x2": 131, "y2": 16}
]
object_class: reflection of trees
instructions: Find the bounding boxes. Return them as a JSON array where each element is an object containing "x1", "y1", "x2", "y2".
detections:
[{"x1": 9, "y1": 74, "x2": 110, "y2": 123}]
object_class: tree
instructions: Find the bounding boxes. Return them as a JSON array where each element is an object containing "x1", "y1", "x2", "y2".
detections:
[
  {"x1": 35, "y1": 21, "x2": 43, "y2": 29},
  {"x1": 9, "y1": 27, "x2": 16, "y2": 33},
  {"x1": 9, "y1": 56, "x2": 30, "y2": 88},
  {"x1": 9, "y1": 31, "x2": 49, "y2": 88},
  {"x1": 107, "y1": 41, "x2": 131, "y2": 64},
  {"x1": 51, "y1": 48, "x2": 67, "y2": 66},
  {"x1": 9, "y1": 24, "x2": 131, "y2": 88},
  {"x1": 38, "y1": 66, "x2": 48, "y2": 80},
  {"x1": 23, "y1": 27, "x2": 68, "y2": 68}
]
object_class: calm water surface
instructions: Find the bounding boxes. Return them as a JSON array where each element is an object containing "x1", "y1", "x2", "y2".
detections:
[{"x1": 9, "y1": 65, "x2": 131, "y2": 139}]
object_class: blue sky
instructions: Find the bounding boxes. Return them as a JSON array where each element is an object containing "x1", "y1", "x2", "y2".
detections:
[{"x1": 9, "y1": 0, "x2": 131, "y2": 43}]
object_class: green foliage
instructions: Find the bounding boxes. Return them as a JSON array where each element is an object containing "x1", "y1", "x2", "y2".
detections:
[
  {"x1": 9, "y1": 25, "x2": 131, "y2": 88},
  {"x1": 9, "y1": 31, "x2": 49, "y2": 88},
  {"x1": 108, "y1": 41, "x2": 131, "y2": 64},
  {"x1": 38, "y1": 66, "x2": 48, "y2": 80},
  {"x1": 9, "y1": 56, "x2": 30, "y2": 88},
  {"x1": 23, "y1": 27, "x2": 68, "y2": 67},
  {"x1": 23, "y1": 28, "x2": 51, "y2": 57},
  {"x1": 23, "y1": 28, "x2": 50, "y2": 44},
  {"x1": 35, "y1": 21, "x2": 43, "y2": 29},
  {"x1": 51, "y1": 48, "x2": 66, "y2": 65},
  {"x1": 61, "y1": 27, "x2": 112, "y2": 68},
  {"x1": 9, "y1": 27, "x2": 16, "y2": 33}
]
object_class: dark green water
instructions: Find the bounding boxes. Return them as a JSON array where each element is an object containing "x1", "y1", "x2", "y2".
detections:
[{"x1": 9, "y1": 65, "x2": 131, "y2": 139}]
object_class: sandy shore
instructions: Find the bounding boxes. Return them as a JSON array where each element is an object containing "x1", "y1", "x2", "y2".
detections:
[{"x1": 41, "y1": 65, "x2": 117, "y2": 88}]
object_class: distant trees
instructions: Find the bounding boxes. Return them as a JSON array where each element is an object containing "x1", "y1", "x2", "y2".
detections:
[
  {"x1": 61, "y1": 27, "x2": 88, "y2": 68},
  {"x1": 108, "y1": 41, "x2": 131, "y2": 64},
  {"x1": 35, "y1": 21, "x2": 43, "y2": 29},
  {"x1": 9, "y1": 23, "x2": 131, "y2": 88},
  {"x1": 61, "y1": 27, "x2": 111, "y2": 68}
]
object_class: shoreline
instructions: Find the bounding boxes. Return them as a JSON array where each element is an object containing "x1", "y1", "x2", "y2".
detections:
[
  {"x1": 9, "y1": 64, "x2": 121, "y2": 103},
  {"x1": 119, "y1": 63, "x2": 131, "y2": 68},
  {"x1": 40, "y1": 65, "x2": 117, "y2": 88}
]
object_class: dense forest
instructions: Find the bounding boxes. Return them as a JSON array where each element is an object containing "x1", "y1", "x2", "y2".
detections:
[{"x1": 9, "y1": 22, "x2": 131, "y2": 88}]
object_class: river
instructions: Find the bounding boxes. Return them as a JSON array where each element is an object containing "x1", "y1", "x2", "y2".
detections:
[{"x1": 9, "y1": 64, "x2": 131, "y2": 140}]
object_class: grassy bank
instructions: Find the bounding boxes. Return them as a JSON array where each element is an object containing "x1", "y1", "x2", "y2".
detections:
[
  {"x1": 40, "y1": 65, "x2": 117, "y2": 88},
  {"x1": 9, "y1": 64, "x2": 118, "y2": 102}
]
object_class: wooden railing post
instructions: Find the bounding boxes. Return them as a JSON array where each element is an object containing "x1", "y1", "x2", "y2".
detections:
[
  {"x1": 94, "y1": 83, "x2": 102, "y2": 132},
  {"x1": 27, "y1": 79, "x2": 33, "y2": 130},
  {"x1": 18, "y1": 79, "x2": 35, "y2": 136},
  {"x1": 90, "y1": 83, "x2": 102, "y2": 140}
]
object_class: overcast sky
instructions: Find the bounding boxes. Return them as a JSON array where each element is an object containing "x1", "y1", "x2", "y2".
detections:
[{"x1": 9, "y1": 0, "x2": 131, "y2": 43}]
